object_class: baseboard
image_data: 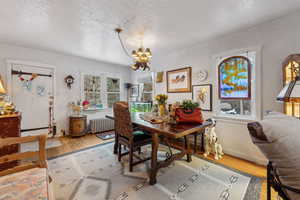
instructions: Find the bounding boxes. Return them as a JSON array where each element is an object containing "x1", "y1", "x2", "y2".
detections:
[{"x1": 223, "y1": 148, "x2": 268, "y2": 166}]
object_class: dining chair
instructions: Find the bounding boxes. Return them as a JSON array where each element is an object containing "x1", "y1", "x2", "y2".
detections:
[{"x1": 113, "y1": 102, "x2": 152, "y2": 172}]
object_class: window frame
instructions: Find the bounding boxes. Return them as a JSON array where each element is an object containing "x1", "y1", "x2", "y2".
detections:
[
  {"x1": 137, "y1": 72, "x2": 154, "y2": 102},
  {"x1": 213, "y1": 46, "x2": 262, "y2": 121},
  {"x1": 81, "y1": 72, "x2": 123, "y2": 110},
  {"x1": 106, "y1": 77, "x2": 121, "y2": 108}
]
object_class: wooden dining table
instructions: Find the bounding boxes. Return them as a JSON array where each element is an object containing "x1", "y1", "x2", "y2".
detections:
[{"x1": 106, "y1": 113, "x2": 212, "y2": 185}]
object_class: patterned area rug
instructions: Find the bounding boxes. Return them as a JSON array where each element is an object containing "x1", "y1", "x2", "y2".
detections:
[{"x1": 48, "y1": 142, "x2": 261, "y2": 200}]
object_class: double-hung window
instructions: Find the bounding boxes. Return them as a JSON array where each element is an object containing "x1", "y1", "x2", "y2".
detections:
[
  {"x1": 83, "y1": 74, "x2": 102, "y2": 106},
  {"x1": 106, "y1": 77, "x2": 120, "y2": 108}
]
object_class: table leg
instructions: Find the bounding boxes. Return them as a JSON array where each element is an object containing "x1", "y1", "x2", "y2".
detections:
[
  {"x1": 201, "y1": 131, "x2": 205, "y2": 152},
  {"x1": 150, "y1": 132, "x2": 159, "y2": 185},
  {"x1": 113, "y1": 132, "x2": 118, "y2": 154},
  {"x1": 184, "y1": 136, "x2": 192, "y2": 163}
]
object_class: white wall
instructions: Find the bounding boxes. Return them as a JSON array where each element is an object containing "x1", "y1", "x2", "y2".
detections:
[
  {"x1": 0, "y1": 43, "x2": 131, "y2": 135},
  {"x1": 133, "y1": 11, "x2": 300, "y2": 165}
]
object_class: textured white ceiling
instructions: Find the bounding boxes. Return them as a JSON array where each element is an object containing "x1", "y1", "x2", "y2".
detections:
[{"x1": 0, "y1": 0, "x2": 300, "y2": 65}]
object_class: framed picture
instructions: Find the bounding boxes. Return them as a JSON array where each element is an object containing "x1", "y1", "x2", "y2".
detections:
[
  {"x1": 156, "y1": 71, "x2": 164, "y2": 83},
  {"x1": 218, "y1": 56, "x2": 251, "y2": 99},
  {"x1": 192, "y1": 84, "x2": 212, "y2": 111},
  {"x1": 130, "y1": 84, "x2": 139, "y2": 97},
  {"x1": 167, "y1": 67, "x2": 192, "y2": 93}
]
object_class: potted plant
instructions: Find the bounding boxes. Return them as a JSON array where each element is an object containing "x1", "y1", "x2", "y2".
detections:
[{"x1": 175, "y1": 100, "x2": 203, "y2": 124}]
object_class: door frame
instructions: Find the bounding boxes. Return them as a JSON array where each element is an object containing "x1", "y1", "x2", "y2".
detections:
[{"x1": 5, "y1": 59, "x2": 56, "y2": 127}]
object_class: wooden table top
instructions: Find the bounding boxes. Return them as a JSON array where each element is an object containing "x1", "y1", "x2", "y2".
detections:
[{"x1": 106, "y1": 113, "x2": 212, "y2": 139}]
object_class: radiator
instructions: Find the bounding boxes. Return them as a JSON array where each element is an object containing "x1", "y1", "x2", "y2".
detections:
[{"x1": 90, "y1": 118, "x2": 115, "y2": 133}]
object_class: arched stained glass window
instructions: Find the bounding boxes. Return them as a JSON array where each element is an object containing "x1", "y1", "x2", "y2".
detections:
[
  {"x1": 282, "y1": 54, "x2": 300, "y2": 117},
  {"x1": 218, "y1": 56, "x2": 251, "y2": 99}
]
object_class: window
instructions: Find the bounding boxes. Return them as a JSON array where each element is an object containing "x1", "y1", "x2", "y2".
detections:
[
  {"x1": 138, "y1": 74, "x2": 153, "y2": 102},
  {"x1": 283, "y1": 57, "x2": 300, "y2": 117},
  {"x1": 216, "y1": 51, "x2": 257, "y2": 119},
  {"x1": 106, "y1": 77, "x2": 120, "y2": 108},
  {"x1": 83, "y1": 75, "x2": 101, "y2": 106},
  {"x1": 82, "y1": 74, "x2": 122, "y2": 109}
]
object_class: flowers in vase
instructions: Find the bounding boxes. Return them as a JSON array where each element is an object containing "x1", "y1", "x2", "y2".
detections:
[{"x1": 155, "y1": 94, "x2": 168, "y2": 105}]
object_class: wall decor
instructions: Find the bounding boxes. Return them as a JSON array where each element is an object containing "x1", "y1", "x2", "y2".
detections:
[
  {"x1": 18, "y1": 72, "x2": 38, "y2": 91},
  {"x1": 192, "y1": 84, "x2": 212, "y2": 111},
  {"x1": 167, "y1": 67, "x2": 192, "y2": 93},
  {"x1": 36, "y1": 85, "x2": 46, "y2": 96},
  {"x1": 130, "y1": 84, "x2": 139, "y2": 97},
  {"x1": 65, "y1": 75, "x2": 74, "y2": 89},
  {"x1": 218, "y1": 56, "x2": 251, "y2": 99},
  {"x1": 156, "y1": 71, "x2": 164, "y2": 83},
  {"x1": 198, "y1": 69, "x2": 208, "y2": 82}
]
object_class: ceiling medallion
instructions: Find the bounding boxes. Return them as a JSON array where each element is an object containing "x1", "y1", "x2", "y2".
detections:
[{"x1": 115, "y1": 28, "x2": 152, "y2": 71}]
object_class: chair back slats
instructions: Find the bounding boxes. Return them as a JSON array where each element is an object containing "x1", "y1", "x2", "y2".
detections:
[
  {"x1": 0, "y1": 151, "x2": 38, "y2": 165},
  {"x1": 0, "y1": 135, "x2": 47, "y2": 177},
  {"x1": 0, "y1": 135, "x2": 40, "y2": 148},
  {"x1": 113, "y1": 102, "x2": 134, "y2": 140}
]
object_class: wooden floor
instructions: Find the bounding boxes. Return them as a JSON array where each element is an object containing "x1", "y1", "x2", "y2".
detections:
[{"x1": 46, "y1": 134, "x2": 277, "y2": 200}]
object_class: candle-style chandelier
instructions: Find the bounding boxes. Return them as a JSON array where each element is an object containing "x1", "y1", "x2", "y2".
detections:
[{"x1": 115, "y1": 28, "x2": 152, "y2": 71}]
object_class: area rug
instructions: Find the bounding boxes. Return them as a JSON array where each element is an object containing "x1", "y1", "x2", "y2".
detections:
[
  {"x1": 96, "y1": 131, "x2": 115, "y2": 140},
  {"x1": 21, "y1": 138, "x2": 62, "y2": 152},
  {"x1": 48, "y1": 142, "x2": 261, "y2": 200}
]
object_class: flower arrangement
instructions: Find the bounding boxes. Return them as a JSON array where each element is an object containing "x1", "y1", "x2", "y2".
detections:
[
  {"x1": 155, "y1": 94, "x2": 168, "y2": 117},
  {"x1": 155, "y1": 94, "x2": 168, "y2": 105}
]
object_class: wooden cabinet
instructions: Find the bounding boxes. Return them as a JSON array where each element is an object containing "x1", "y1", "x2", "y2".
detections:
[
  {"x1": 0, "y1": 114, "x2": 21, "y2": 171},
  {"x1": 69, "y1": 115, "x2": 87, "y2": 137}
]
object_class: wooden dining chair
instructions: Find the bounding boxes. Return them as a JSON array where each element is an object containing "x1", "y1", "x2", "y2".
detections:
[{"x1": 113, "y1": 102, "x2": 152, "y2": 172}]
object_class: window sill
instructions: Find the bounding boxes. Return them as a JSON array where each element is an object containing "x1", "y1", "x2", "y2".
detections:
[
  {"x1": 82, "y1": 108, "x2": 112, "y2": 113},
  {"x1": 213, "y1": 114, "x2": 257, "y2": 125}
]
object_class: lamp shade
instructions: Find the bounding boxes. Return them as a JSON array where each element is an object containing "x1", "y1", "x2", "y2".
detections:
[
  {"x1": 0, "y1": 77, "x2": 6, "y2": 95},
  {"x1": 277, "y1": 76, "x2": 300, "y2": 102}
]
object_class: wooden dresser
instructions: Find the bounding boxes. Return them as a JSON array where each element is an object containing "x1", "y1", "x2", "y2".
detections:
[{"x1": 0, "y1": 114, "x2": 21, "y2": 171}]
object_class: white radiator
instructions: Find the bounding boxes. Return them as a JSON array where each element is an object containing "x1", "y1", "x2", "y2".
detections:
[{"x1": 90, "y1": 118, "x2": 115, "y2": 133}]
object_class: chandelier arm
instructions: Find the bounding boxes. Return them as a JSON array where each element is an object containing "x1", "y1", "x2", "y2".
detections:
[{"x1": 117, "y1": 32, "x2": 132, "y2": 59}]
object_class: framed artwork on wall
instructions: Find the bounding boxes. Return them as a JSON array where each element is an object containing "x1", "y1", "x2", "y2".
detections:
[
  {"x1": 167, "y1": 67, "x2": 192, "y2": 93},
  {"x1": 218, "y1": 56, "x2": 251, "y2": 99},
  {"x1": 156, "y1": 71, "x2": 164, "y2": 83},
  {"x1": 192, "y1": 84, "x2": 212, "y2": 111}
]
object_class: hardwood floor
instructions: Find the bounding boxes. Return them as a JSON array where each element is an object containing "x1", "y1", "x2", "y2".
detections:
[{"x1": 46, "y1": 134, "x2": 277, "y2": 200}]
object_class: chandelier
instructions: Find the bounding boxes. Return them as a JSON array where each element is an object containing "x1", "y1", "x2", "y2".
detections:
[{"x1": 115, "y1": 28, "x2": 152, "y2": 71}]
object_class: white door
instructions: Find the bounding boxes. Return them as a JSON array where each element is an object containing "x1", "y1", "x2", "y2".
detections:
[{"x1": 10, "y1": 63, "x2": 54, "y2": 136}]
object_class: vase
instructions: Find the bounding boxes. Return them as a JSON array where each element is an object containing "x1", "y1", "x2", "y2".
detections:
[{"x1": 158, "y1": 104, "x2": 167, "y2": 117}]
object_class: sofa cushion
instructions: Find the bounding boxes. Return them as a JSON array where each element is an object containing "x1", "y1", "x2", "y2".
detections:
[{"x1": 251, "y1": 112, "x2": 300, "y2": 199}]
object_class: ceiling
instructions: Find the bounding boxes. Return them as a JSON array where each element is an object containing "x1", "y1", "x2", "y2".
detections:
[{"x1": 1, "y1": 0, "x2": 300, "y2": 66}]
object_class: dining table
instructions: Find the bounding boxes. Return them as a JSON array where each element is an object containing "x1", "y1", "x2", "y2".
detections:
[{"x1": 105, "y1": 112, "x2": 212, "y2": 185}]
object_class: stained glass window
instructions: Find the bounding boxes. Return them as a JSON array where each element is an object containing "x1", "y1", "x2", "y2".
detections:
[
  {"x1": 216, "y1": 51, "x2": 256, "y2": 118},
  {"x1": 218, "y1": 56, "x2": 251, "y2": 99},
  {"x1": 283, "y1": 59, "x2": 300, "y2": 117}
]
